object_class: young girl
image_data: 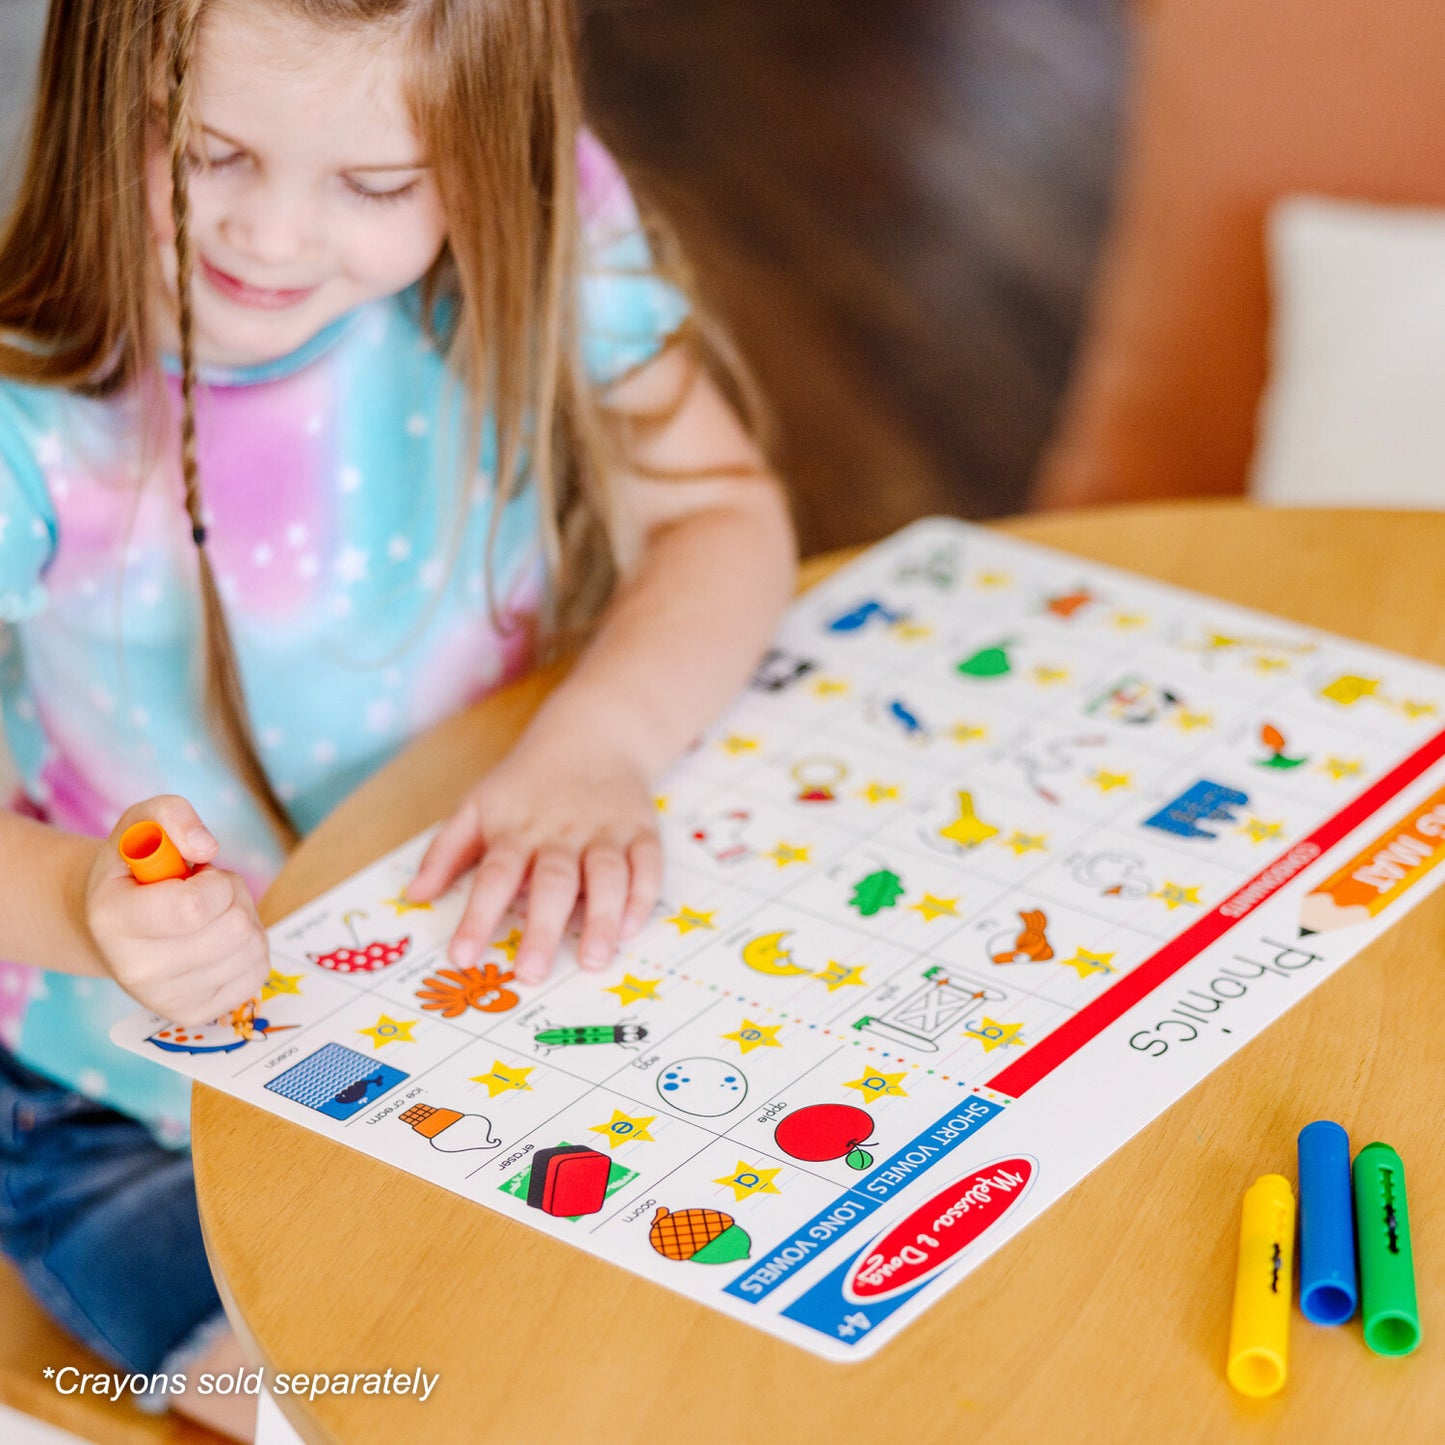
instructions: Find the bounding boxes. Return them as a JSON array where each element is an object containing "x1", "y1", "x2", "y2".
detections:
[{"x1": 0, "y1": 0, "x2": 794, "y2": 1435}]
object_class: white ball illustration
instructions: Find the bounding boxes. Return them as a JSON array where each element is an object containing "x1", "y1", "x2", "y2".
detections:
[{"x1": 655, "y1": 1057, "x2": 749, "y2": 1116}]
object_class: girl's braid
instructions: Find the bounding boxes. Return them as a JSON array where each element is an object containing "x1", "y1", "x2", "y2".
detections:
[{"x1": 166, "y1": 0, "x2": 299, "y2": 850}]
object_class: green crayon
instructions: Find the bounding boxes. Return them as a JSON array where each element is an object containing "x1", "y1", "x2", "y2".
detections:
[{"x1": 1352, "y1": 1141, "x2": 1421, "y2": 1357}]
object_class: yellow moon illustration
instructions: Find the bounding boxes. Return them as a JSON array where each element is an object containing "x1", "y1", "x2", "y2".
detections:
[{"x1": 741, "y1": 930, "x2": 808, "y2": 976}]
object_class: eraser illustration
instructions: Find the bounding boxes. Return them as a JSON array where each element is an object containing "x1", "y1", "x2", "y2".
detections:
[{"x1": 526, "y1": 1145, "x2": 613, "y2": 1217}]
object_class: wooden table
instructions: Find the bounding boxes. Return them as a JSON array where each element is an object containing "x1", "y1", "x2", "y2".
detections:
[{"x1": 194, "y1": 505, "x2": 1445, "y2": 1444}]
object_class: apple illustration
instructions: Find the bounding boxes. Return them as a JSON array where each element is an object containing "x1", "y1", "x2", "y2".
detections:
[{"x1": 774, "y1": 1102, "x2": 876, "y2": 1170}]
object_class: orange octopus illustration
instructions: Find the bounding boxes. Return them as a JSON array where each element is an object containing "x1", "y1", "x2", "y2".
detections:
[{"x1": 415, "y1": 963, "x2": 520, "y2": 1017}]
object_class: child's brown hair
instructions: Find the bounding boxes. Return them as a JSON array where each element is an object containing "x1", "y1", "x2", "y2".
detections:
[{"x1": 0, "y1": 0, "x2": 762, "y2": 849}]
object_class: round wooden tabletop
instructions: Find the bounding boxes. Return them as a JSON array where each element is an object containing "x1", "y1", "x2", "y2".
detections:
[{"x1": 194, "y1": 505, "x2": 1445, "y2": 1444}]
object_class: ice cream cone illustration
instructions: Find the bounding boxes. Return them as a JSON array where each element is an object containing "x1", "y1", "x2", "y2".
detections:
[
  {"x1": 648, "y1": 1206, "x2": 751, "y2": 1264},
  {"x1": 399, "y1": 1103, "x2": 500, "y2": 1154}
]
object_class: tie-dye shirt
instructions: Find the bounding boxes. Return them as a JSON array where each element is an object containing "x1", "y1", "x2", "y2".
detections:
[{"x1": 0, "y1": 135, "x2": 686, "y2": 1143}]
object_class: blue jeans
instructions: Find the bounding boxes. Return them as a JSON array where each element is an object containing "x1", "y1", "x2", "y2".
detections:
[{"x1": 0, "y1": 1044, "x2": 227, "y2": 1388}]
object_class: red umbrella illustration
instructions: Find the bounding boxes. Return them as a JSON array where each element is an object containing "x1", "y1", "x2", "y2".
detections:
[{"x1": 308, "y1": 909, "x2": 411, "y2": 975}]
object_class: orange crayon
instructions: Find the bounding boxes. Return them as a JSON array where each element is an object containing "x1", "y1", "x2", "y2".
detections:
[
  {"x1": 1299, "y1": 783, "x2": 1445, "y2": 933},
  {"x1": 118, "y1": 820, "x2": 191, "y2": 884}
]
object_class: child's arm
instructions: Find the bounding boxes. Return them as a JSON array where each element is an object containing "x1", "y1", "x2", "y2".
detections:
[
  {"x1": 0, "y1": 797, "x2": 270, "y2": 1024},
  {"x1": 407, "y1": 344, "x2": 796, "y2": 980},
  {"x1": 0, "y1": 809, "x2": 111, "y2": 975}
]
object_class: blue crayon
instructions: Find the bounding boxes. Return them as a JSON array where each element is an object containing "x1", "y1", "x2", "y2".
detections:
[{"x1": 1298, "y1": 1120, "x2": 1358, "y2": 1325}]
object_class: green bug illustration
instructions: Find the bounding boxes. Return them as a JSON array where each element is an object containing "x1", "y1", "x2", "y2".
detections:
[{"x1": 534, "y1": 1021, "x2": 648, "y2": 1053}]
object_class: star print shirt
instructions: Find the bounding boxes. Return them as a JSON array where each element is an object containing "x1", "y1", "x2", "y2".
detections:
[{"x1": 0, "y1": 133, "x2": 687, "y2": 1144}]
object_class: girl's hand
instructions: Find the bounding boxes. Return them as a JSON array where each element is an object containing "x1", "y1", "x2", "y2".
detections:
[
  {"x1": 84, "y1": 797, "x2": 270, "y2": 1025},
  {"x1": 406, "y1": 732, "x2": 663, "y2": 984}
]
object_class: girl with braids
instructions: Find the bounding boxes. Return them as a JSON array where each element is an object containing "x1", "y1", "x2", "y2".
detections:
[{"x1": 0, "y1": 0, "x2": 793, "y2": 1433}]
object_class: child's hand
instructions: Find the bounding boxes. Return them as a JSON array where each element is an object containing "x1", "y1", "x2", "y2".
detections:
[
  {"x1": 406, "y1": 733, "x2": 663, "y2": 984},
  {"x1": 84, "y1": 798, "x2": 270, "y2": 1026}
]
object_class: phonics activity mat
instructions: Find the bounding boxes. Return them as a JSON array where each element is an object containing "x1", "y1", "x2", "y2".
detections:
[{"x1": 114, "y1": 518, "x2": 1445, "y2": 1361}]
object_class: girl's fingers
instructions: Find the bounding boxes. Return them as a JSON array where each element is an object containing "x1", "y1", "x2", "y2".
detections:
[
  {"x1": 578, "y1": 843, "x2": 630, "y2": 970},
  {"x1": 408, "y1": 799, "x2": 484, "y2": 903},
  {"x1": 622, "y1": 834, "x2": 664, "y2": 937},
  {"x1": 166, "y1": 937, "x2": 271, "y2": 1026},
  {"x1": 122, "y1": 865, "x2": 235, "y2": 938},
  {"x1": 449, "y1": 842, "x2": 529, "y2": 968},
  {"x1": 514, "y1": 847, "x2": 581, "y2": 984}
]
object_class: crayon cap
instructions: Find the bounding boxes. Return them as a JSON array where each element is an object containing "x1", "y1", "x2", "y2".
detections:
[
  {"x1": 1226, "y1": 1174, "x2": 1295, "y2": 1397},
  {"x1": 1353, "y1": 1141, "x2": 1421, "y2": 1357},
  {"x1": 118, "y1": 820, "x2": 190, "y2": 884},
  {"x1": 1297, "y1": 1121, "x2": 1357, "y2": 1325}
]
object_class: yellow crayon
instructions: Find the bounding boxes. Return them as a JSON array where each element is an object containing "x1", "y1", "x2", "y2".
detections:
[{"x1": 1227, "y1": 1174, "x2": 1295, "y2": 1397}]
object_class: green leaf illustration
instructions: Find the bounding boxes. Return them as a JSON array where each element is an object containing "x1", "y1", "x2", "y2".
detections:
[{"x1": 849, "y1": 868, "x2": 905, "y2": 916}]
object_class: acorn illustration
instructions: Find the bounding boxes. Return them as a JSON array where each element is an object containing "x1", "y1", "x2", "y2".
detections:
[{"x1": 648, "y1": 1206, "x2": 751, "y2": 1265}]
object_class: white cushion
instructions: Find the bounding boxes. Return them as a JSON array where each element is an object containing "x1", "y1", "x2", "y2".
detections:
[{"x1": 1250, "y1": 195, "x2": 1445, "y2": 509}]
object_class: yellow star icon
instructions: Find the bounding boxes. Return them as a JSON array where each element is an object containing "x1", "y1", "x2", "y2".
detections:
[
  {"x1": 653, "y1": 794, "x2": 669, "y2": 813},
  {"x1": 719, "y1": 733, "x2": 761, "y2": 755},
  {"x1": 384, "y1": 891, "x2": 433, "y2": 915},
  {"x1": 1154, "y1": 882, "x2": 1202, "y2": 910},
  {"x1": 1175, "y1": 711, "x2": 1214, "y2": 731},
  {"x1": 844, "y1": 1070, "x2": 908, "y2": 1104},
  {"x1": 965, "y1": 1017, "x2": 1026, "y2": 1052},
  {"x1": 974, "y1": 571, "x2": 1011, "y2": 589},
  {"x1": 949, "y1": 722, "x2": 988, "y2": 744},
  {"x1": 605, "y1": 974, "x2": 662, "y2": 1006},
  {"x1": 1059, "y1": 948, "x2": 1116, "y2": 979},
  {"x1": 1112, "y1": 612, "x2": 1148, "y2": 630},
  {"x1": 1032, "y1": 665, "x2": 1070, "y2": 685},
  {"x1": 1087, "y1": 770, "x2": 1132, "y2": 792},
  {"x1": 890, "y1": 620, "x2": 933, "y2": 642},
  {"x1": 1003, "y1": 832, "x2": 1048, "y2": 856},
  {"x1": 714, "y1": 1161, "x2": 782, "y2": 1202},
  {"x1": 1400, "y1": 699, "x2": 1438, "y2": 719},
  {"x1": 910, "y1": 893, "x2": 959, "y2": 922},
  {"x1": 766, "y1": 842, "x2": 811, "y2": 867},
  {"x1": 1239, "y1": 817, "x2": 1284, "y2": 844},
  {"x1": 589, "y1": 1109, "x2": 656, "y2": 1149},
  {"x1": 1250, "y1": 655, "x2": 1290, "y2": 673},
  {"x1": 491, "y1": 928, "x2": 523, "y2": 962},
  {"x1": 1321, "y1": 675, "x2": 1379, "y2": 706},
  {"x1": 811, "y1": 677, "x2": 850, "y2": 697},
  {"x1": 1320, "y1": 756, "x2": 1364, "y2": 782},
  {"x1": 859, "y1": 781, "x2": 901, "y2": 805},
  {"x1": 665, "y1": 906, "x2": 717, "y2": 935},
  {"x1": 814, "y1": 960, "x2": 867, "y2": 991},
  {"x1": 358, "y1": 1014, "x2": 418, "y2": 1049},
  {"x1": 722, "y1": 1019, "x2": 783, "y2": 1054},
  {"x1": 261, "y1": 970, "x2": 303, "y2": 1000},
  {"x1": 471, "y1": 1060, "x2": 534, "y2": 1097}
]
